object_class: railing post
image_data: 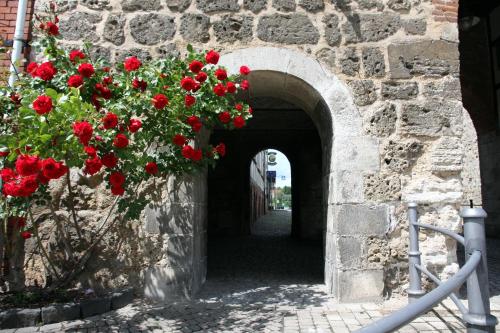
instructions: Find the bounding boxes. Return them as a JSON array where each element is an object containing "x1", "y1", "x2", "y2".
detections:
[
  {"x1": 407, "y1": 202, "x2": 425, "y2": 302},
  {"x1": 461, "y1": 206, "x2": 497, "y2": 333}
]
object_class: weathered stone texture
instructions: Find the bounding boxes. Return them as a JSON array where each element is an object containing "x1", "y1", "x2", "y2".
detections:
[
  {"x1": 388, "y1": 40, "x2": 460, "y2": 79},
  {"x1": 381, "y1": 81, "x2": 418, "y2": 100},
  {"x1": 382, "y1": 139, "x2": 424, "y2": 172},
  {"x1": 339, "y1": 47, "x2": 360, "y2": 76},
  {"x1": 316, "y1": 48, "x2": 336, "y2": 69},
  {"x1": 166, "y1": 0, "x2": 191, "y2": 11},
  {"x1": 214, "y1": 15, "x2": 253, "y2": 43},
  {"x1": 104, "y1": 14, "x2": 126, "y2": 46},
  {"x1": 401, "y1": 100, "x2": 463, "y2": 137},
  {"x1": 429, "y1": 137, "x2": 464, "y2": 173},
  {"x1": 243, "y1": 0, "x2": 268, "y2": 12},
  {"x1": 59, "y1": 12, "x2": 101, "y2": 42},
  {"x1": 196, "y1": 0, "x2": 239, "y2": 12},
  {"x1": 364, "y1": 173, "x2": 401, "y2": 201},
  {"x1": 299, "y1": 0, "x2": 324, "y2": 12},
  {"x1": 81, "y1": 0, "x2": 110, "y2": 10},
  {"x1": 334, "y1": 205, "x2": 389, "y2": 236},
  {"x1": 90, "y1": 45, "x2": 112, "y2": 63},
  {"x1": 423, "y1": 77, "x2": 461, "y2": 100},
  {"x1": 362, "y1": 47, "x2": 385, "y2": 78},
  {"x1": 387, "y1": 0, "x2": 410, "y2": 12},
  {"x1": 257, "y1": 14, "x2": 320, "y2": 44},
  {"x1": 156, "y1": 43, "x2": 180, "y2": 58},
  {"x1": 403, "y1": 18, "x2": 426, "y2": 35},
  {"x1": 355, "y1": 0, "x2": 383, "y2": 10},
  {"x1": 114, "y1": 48, "x2": 152, "y2": 63},
  {"x1": 348, "y1": 80, "x2": 377, "y2": 106},
  {"x1": 342, "y1": 13, "x2": 401, "y2": 43},
  {"x1": 363, "y1": 102, "x2": 397, "y2": 137},
  {"x1": 130, "y1": 14, "x2": 176, "y2": 45},
  {"x1": 122, "y1": 0, "x2": 161, "y2": 11},
  {"x1": 272, "y1": 0, "x2": 296, "y2": 11},
  {"x1": 323, "y1": 14, "x2": 341, "y2": 46},
  {"x1": 180, "y1": 14, "x2": 211, "y2": 43}
]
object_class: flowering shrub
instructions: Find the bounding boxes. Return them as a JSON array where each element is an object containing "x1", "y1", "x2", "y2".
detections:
[{"x1": 0, "y1": 6, "x2": 252, "y2": 291}]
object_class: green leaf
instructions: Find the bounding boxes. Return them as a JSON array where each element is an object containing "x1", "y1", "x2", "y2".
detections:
[
  {"x1": 45, "y1": 88, "x2": 59, "y2": 100},
  {"x1": 187, "y1": 44, "x2": 194, "y2": 53}
]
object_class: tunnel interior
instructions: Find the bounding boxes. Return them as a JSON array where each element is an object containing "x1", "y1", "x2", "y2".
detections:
[{"x1": 206, "y1": 96, "x2": 324, "y2": 283}]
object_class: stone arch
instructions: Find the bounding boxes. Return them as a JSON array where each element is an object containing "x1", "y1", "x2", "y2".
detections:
[{"x1": 216, "y1": 47, "x2": 385, "y2": 301}]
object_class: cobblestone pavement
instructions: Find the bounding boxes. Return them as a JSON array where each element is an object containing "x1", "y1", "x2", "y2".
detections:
[{"x1": 3, "y1": 211, "x2": 500, "y2": 333}]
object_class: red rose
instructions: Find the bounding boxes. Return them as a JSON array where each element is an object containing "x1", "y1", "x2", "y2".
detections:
[
  {"x1": 85, "y1": 156, "x2": 102, "y2": 175},
  {"x1": 241, "y1": 80, "x2": 250, "y2": 90},
  {"x1": 102, "y1": 76, "x2": 113, "y2": 85},
  {"x1": 182, "y1": 145, "x2": 194, "y2": 159},
  {"x1": 187, "y1": 115, "x2": 200, "y2": 126},
  {"x1": 235, "y1": 104, "x2": 243, "y2": 111},
  {"x1": 84, "y1": 146, "x2": 97, "y2": 157},
  {"x1": 32, "y1": 95, "x2": 53, "y2": 115},
  {"x1": 248, "y1": 107, "x2": 253, "y2": 114},
  {"x1": 68, "y1": 75, "x2": 84, "y2": 88},
  {"x1": 192, "y1": 83, "x2": 201, "y2": 92},
  {"x1": 189, "y1": 60, "x2": 204, "y2": 73},
  {"x1": 215, "y1": 68, "x2": 227, "y2": 80},
  {"x1": 173, "y1": 134, "x2": 186, "y2": 146},
  {"x1": 215, "y1": 143, "x2": 226, "y2": 157},
  {"x1": 111, "y1": 185, "x2": 125, "y2": 196},
  {"x1": 218, "y1": 111, "x2": 231, "y2": 124},
  {"x1": 69, "y1": 50, "x2": 86, "y2": 63},
  {"x1": 113, "y1": 133, "x2": 129, "y2": 148},
  {"x1": 152, "y1": 94, "x2": 169, "y2": 109},
  {"x1": 1, "y1": 168, "x2": 16, "y2": 182},
  {"x1": 145, "y1": 162, "x2": 158, "y2": 175},
  {"x1": 101, "y1": 153, "x2": 118, "y2": 168},
  {"x1": 213, "y1": 83, "x2": 226, "y2": 97},
  {"x1": 124, "y1": 56, "x2": 141, "y2": 72},
  {"x1": 21, "y1": 231, "x2": 32, "y2": 239},
  {"x1": 233, "y1": 115, "x2": 245, "y2": 128},
  {"x1": 128, "y1": 118, "x2": 142, "y2": 133},
  {"x1": 240, "y1": 66, "x2": 250, "y2": 75},
  {"x1": 73, "y1": 121, "x2": 93, "y2": 146},
  {"x1": 205, "y1": 50, "x2": 220, "y2": 65},
  {"x1": 109, "y1": 171, "x2": 125, "y2": 187},
  {"x1": 78, "y1": 63, "x2": 95, "y2": 78},
  {"x1": 41, "y1": 158, "x2": 67, "y2": 180},
  {"x1": 27, "y1": 62, "x2": 38, "y2": 77},
  {"x1": 192, "y1": 149, "x2": 202, "y2": 162},
  {"x1": 96, "y1": 84, "x2": 112, "y2": 100},
  {"x1": 36, "y1": 62, "x2": 57, "y2": 81},
  {"x1": 226, "y1": 82, "x2": 236, "y2": 93},
  {"x1": 19, "y1": 175, "x2": 39, "y2": 197},
  {"x1": 102, "y1": 112, "x2": 119, "y2": 129},
  {"x1": 185, "y1": 95, "x2": 196, "y2": 108},
  {"x1": 46, "y1": 21, "x2": 59, "y2": 35},
  {"x1": 181, "y1": 77, "x2": 196, "y2": 91},
  {"x1": 195, "y1": 72, "x2": 207, "y2": 83},
  {"x1": 192, "y1": 122, "x2": 202, "y2": 132},
  {"x1": 15, "y1": 155, "x2": 40, "y2": 176},
  {"x1": 132, "y1": 78, "x2": 147, "y2": 91}
]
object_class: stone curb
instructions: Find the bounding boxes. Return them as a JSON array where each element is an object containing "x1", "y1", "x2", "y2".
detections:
[{"x1": 0, "y1": 287, "x2": 134, "y2": 329}]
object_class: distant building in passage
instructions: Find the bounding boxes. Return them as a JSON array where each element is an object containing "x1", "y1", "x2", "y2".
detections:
[{"x1": 249, "y1": 151, "x2": 268, "y2": 224}]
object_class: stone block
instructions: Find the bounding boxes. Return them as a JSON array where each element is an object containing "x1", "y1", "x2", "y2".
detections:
[
  {"x1": 299, "y1": 0, "x2": 324, "y2": 11},
  {"x1": 180, "y1": 14, "x2": 211, "y2": 43},
  {"x1": 59, "y1": 12, "x2": 101, "y2": 42},
  {"x1": 143, "y1": 265, "x2": 194, "y2": 301},
  {"x1": 364, "y1": 172, "x2": 401, "y2": 202},
  {"x1": 401, "y1": 175, "x2": 462, "y2": 203},
  {"x1": 338, "y1": 236, "x2": 363, "y2": 268},
  {"x1": 381, "y1": 139, "x2": 423, "y2": 172},
  {"x1": 90, "y1": 46, "x2": 111, "y2": 64},
  {"x1": 388, "y1": 40, "x2": 459, "y2": 79},
  {"x1": 348, "y1": 80, "x2": 377, "y2": 106},
  {"x1": 80, "y1": 298, "x2": 111, "y2": 318},
  {"x1": 122, "y1": 0, "x2": 161, "y2": 11},
  {"x1": 339, "y1": 47, "x2": 360, "y2": 76},
  {"x1": 315, "y1": 48, "x2": 336, "y2": 69},
  {"x1": 130, "y1": 14, "x2": 176, "y2": 45},
  {"x1": 0, "y1": 308, "x2": 41, "y2": 329},
  {"x1": 244, "y1": 0, "x2": 267, "y2": 12},
  {"x1": 362, "y1": 47, "x2": 385, "y2": 78},
  {"x1": 196, "y1": 0, "x2": 239, "y2": 12},
  {"x1": 156, "y1": 43, "x2": 180, "y2": 59},
  {"x1": 429, "y1": 136, "x2": 463, "y2": 173},
  {"x1": 342, "y1": 13, "x2": 400, "y2": 43},
  {"x1": 327, "y1": 170, "x2": 364, "y2": 204},
  {"x1": 214, "y1": 15, "x2": 253, "y2": 43},
  {"x1": 403, "y1": 18, "x2": 426, "y2": 35},
  {"x1": 110, "y1": 288, "x2": 134, "y2": 310},
  {"x1": 166, "y1": 0, "x2": 191, "y2": 11},
  {"x1": 41, "y1": 303, "x2": 80, "y2": 324},
  {"x1": 272, "y1": 0, "x2": 295, "y2": 11},
  {"x1": 332, "y1": 136, "x2": 379, "y2": 172},
  {"x1": 104, "y1": 14, "x2": 125, "y2": 46},
  {"x1": 381, "y1": 81, "x2": 418, "y2": 100},
  {"x1": 423, "y1": 77, "x2": 461, "y2": 100},
  {"x1": 355, "y1": 0, "x2": 383, "y2": 10},
  {"x1": 257, "y1": 14, "x2": 320, "y2": 44},
  {"x1": 81, "y1": 0, "x2": 110, "y2": 10},
  {"x1": 387, "y1": 0, "x2": 410, "y2": 11},
  {"x1": 114, "y1": 48, "x2": 152, "y2": 63},
  {"x1": 333, "y1": 204, "x2": 389, "y2": 236},
  {"x1": 338, "y1": 270, "x2": 384, "y2": 302},
  {"x1": 323, "y1": 14, "x2": 341, "y2": 46},
  {"x1": 144, "y1": 202, "x2": 195, "y2": 234},
  {"x1": 363, "y1": 102, "x2": 397, "y2": 137}
]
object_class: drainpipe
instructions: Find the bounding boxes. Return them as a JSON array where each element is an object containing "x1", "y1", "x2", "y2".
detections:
[{"x1": 8, "y1": 0, "x2": 29, "y2": 87}]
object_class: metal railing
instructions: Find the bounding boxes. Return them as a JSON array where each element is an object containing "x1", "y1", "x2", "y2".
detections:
[{"x1": 357, "y1": 203, "x2": 498, "y2": 333}]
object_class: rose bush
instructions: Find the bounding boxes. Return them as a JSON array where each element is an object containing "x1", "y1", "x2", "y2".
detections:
[{"x1": 0, "y1": 5, "x2": 252, "y2": 291}]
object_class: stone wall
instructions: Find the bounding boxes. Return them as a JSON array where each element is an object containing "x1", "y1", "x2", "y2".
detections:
[{"x1": 29, "y1": 0, "x2": 482, "y2": 301}]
